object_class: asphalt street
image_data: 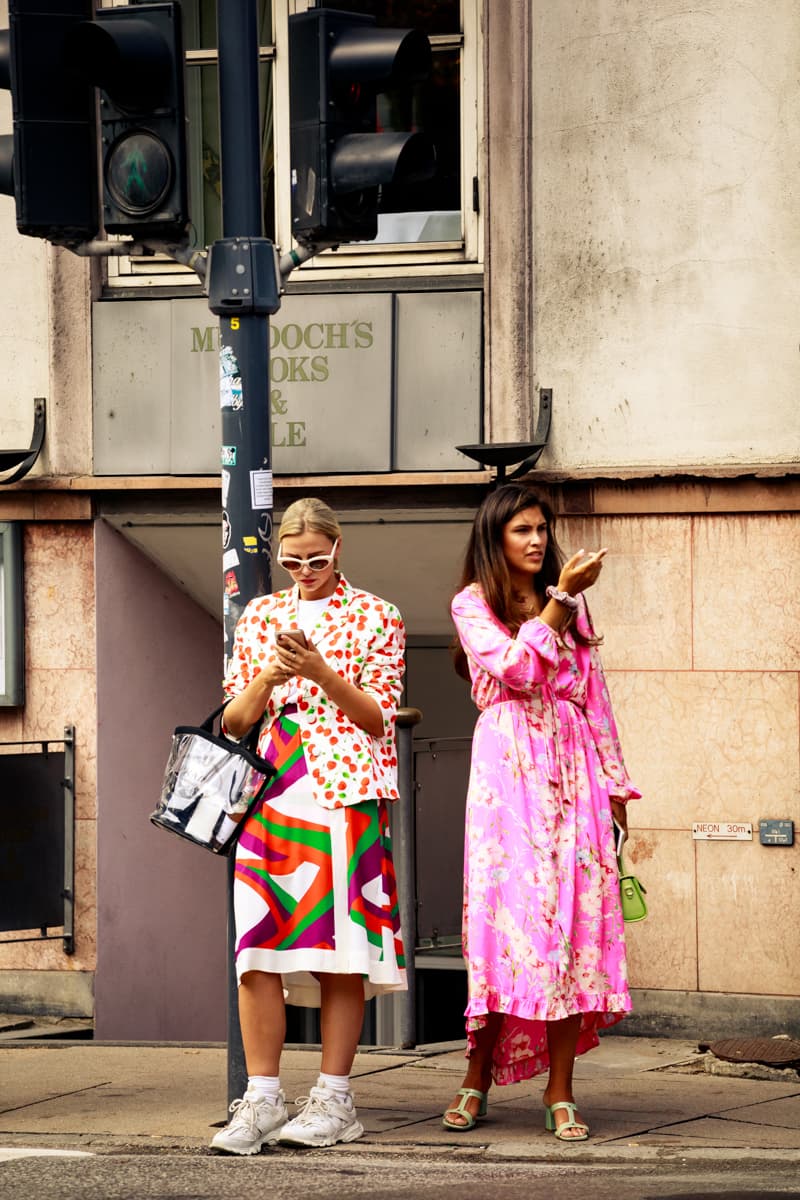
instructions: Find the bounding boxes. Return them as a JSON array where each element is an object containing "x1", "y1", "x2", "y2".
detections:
[
  {"x1": 1, "y1": 1034, "x2": 798, "y2": 1199},
  {"x1": 1, "y1": 1150, "x2": 800, "y2": 1200}
]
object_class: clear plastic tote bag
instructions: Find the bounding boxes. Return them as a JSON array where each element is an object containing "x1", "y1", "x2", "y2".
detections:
[{"x1": 151, "y1": 705, "x2": 275, "y2": 855}]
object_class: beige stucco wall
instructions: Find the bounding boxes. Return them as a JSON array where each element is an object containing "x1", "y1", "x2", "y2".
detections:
[
  {"x1": 561, "y1": 506, "x2": 800, "y2": 999},
  {"x1": 531, "y1": 0, "x2": 800, "y2": 472},
  {"x1": 1, "y1": 497, "x2": 797, "y2": 1019},
  {"x1": 0, "y1": 0, "x2": 93, "y2": 479},
  {"x1": 0, "y1": 230, "x2": 93, "y2": 478}
]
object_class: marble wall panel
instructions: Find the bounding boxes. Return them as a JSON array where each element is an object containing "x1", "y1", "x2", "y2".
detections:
[
  {"x1": 21, "y1": 667, "x2": 97, "y2": 823},
  {"x1": 24, "y1": 525, "x2": 96, "y2": 672},
  {"x1": 693, "y1": 515, "x2": 800, "y2": 671},
  {"x1": 561, "y1": 515, "x2": 692, "y2": 671},
  {"x1": 0, "y1": 710, "x2": 23, "y2": 744},
  {"x1": 1, "y1": 521, "x2": 98, "y2": 979},
  {"x1": 606, "y1": 671, "x2": 799, "y2": 830},
  {"x1": 696, "y1": 839, "x2": 800, "y2": 995},
  {"x1": 0, "y1": 817, "x2": 96, "y2": 972},
  {"x1": 623, "y1": 829, "x2": 697, "y2": 992}
]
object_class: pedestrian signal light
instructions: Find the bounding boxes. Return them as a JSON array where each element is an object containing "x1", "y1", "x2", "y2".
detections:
[
  {"x1": 70, "y1": 1, "x2": 189, "y2": 238},
  {"x1": 289, "y1": 8, "x2": 436, "y2": 246},
  {"x1": 0, "y1": 0, "x2": 100, "y2": 244},
  {"x1": 0, "y1": 1, "x2": 188, "y2": 246}
]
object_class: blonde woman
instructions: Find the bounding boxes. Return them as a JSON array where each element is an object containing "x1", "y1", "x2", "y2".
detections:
[{"x1": 211, "y1": 498, "x2": 406, "y2": 1154}]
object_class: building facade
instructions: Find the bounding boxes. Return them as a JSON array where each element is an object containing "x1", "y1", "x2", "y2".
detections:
[{"x1": 1, "y1": 0, "x2": 798, "y2": 1042}]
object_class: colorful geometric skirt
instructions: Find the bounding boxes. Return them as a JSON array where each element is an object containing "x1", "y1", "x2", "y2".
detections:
[{"x1": 233, "y1": 708, "x2": 407, "y2": 1008}]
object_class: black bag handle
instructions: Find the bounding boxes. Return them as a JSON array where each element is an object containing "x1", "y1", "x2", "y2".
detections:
[
  {"x1": 191, "y1": 704, "x2": 274, "y2": 779},
  {"x1": 199, "y1": 703, "x2": 257, "y2": 748}
]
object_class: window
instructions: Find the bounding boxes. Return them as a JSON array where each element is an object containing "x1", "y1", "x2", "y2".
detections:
[
  {"x1": 183, "y1": 0, "x2": 275, "y2": 251},
  {"x1": 106, "y1": 0, "x2": 479, "y2": 288}
]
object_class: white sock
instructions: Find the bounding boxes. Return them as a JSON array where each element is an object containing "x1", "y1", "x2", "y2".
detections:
[
  {"x1": 318, "y1": 1072, "x2": 351, "y2": 1099},
  {"x1": 247, "y1": 1074, "x2": 282, "y2": 1103}
]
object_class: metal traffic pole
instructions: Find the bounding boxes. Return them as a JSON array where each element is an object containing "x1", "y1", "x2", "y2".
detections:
[
  {"x1": 394, "y1": 707, "x2": 422, "y2": 1047},
  {"x1": 205, "y1": 0, "x2": 281, "y2": 1105}
]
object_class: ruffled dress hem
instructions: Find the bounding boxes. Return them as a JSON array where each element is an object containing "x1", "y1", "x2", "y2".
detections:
[{"x1": 465, "y1": 992, "x2": 631, "y2": 1086}]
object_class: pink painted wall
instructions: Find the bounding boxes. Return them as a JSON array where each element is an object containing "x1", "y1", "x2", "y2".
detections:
[{"x1": 94, "y1": 520, "x2": 228, "y2": 1040}]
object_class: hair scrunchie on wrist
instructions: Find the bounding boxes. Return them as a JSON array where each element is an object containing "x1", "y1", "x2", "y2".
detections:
[{"x1": 546, "y1": 585, "x2": 579, "y2": 611}]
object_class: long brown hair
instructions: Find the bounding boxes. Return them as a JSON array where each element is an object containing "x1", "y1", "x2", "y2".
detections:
[{"x1": 452, "y1": 484, "x2": 597, "y2": 679}]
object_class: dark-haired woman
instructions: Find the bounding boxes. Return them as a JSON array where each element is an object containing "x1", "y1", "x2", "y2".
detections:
[{"x1": 443, "y1": 484, "x2": 640, "y2": 1141}]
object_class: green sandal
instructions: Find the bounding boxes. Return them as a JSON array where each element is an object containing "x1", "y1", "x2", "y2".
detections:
[
  {"x1": 544, "y1": 1101, "x2": 589, "y2": 1141},
  {"x1": 442, "y1": 1087, "x2": 488, "y2": 1131}
]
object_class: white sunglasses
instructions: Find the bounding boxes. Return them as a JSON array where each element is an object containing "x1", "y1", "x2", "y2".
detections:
[{"x1": 277, "y1": 537, "x2": 340, "y2": 573}]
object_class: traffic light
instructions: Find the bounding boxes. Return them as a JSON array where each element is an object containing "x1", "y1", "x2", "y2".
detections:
[
  {"x1": 288, "y1": 8, "x2": 436, "y2": 247},
  {"x1": 71, "y1": 2, "x2": 189, "y2": 239},
  {"x1": 0, "y1": 1, "x2": 188, "y2": 246},
  {"x1": 0, "y1": 0, "x2": 100, "y2": 244}
]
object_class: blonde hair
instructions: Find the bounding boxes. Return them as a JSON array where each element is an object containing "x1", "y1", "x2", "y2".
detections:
[{"x1": 278, "y1": 497, "x2": 341, "y2": 544}]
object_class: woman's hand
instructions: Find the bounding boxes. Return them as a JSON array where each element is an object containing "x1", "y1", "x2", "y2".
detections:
[
  {"x1": 223, "y1": 659, "x2": 293, "y2": 738},
  {"x1": 610, "y1": 800, "x2": 628, "y2": 838},
  {"x1": 259, "y1": 659, "x2": 295, "y2": 689},
  {"x1": 275, "y1": 634, "x2": 328, "y2": 686},
  {"x1": 276, "y1": 634, "x2": 384, "y2": 738},
  {"x1": 558, "y1": 547, "x2": 608, "y2": 596}
]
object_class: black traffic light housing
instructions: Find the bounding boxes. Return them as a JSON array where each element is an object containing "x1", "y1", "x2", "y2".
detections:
[
  {"x1": 289, "y1": 8, "x2": 436, "y2": 247},
  {"x1": 0, "y1": 0, "x2": 99, "y2": 244},
  {"x1": 0, "y1": 0, "x2": 189, "y2": 246},
  {"x1": 71, "y1": 2, "x2": 189, "y2": 239}
]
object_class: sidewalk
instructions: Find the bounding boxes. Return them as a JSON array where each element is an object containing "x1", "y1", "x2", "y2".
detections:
[{"x1": 1, "y1": 1033, "x2": 799, "y2": 1163}]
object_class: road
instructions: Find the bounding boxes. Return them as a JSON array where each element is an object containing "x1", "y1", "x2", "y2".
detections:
[{"x1": 0, "y1": 1149, "x2": 799, "y2": 1200}]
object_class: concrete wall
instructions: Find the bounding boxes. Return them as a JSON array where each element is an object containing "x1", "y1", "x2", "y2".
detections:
[
  {"x1": 0, "y1": 1, "x2": 93, "y2": 479},
  {"x1": 94, "y1": 520, "x2": 227, "y2": 1041},
  {"x1": 556, "y1": 493, "x2": 800, "y2": 1007},
  {"x1": 530, "y1": 0, "x2": 800, "y2": 472}
]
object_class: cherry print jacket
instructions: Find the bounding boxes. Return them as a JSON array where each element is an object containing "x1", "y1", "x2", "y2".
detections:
[{"x1": 223, "y1": 574, "x2": 406, "y2": 809}]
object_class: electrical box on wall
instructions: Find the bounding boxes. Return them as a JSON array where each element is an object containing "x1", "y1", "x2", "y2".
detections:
[{"x1": 758, "y1": 820, "x2": 794, "y2": 846}]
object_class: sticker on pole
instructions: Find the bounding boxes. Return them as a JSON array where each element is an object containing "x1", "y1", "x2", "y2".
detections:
[
  {"x1": 220, "y1": 346, "x2": 243, "y2": 410},
  {"x1": 250, "y1": 469, "x2": 273, "y2": 509}
]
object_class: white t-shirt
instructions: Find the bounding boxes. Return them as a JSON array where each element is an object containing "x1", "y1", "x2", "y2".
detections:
[
  {"x1": 284, "y1": 596, "x2": 331, "y2": 703},
  {"x1": 297, "y1": 596, "x2": 330, "y2": 637}
]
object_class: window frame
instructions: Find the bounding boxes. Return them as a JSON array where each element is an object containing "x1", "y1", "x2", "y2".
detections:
[
  {"x1": 0, "y1": 522, "x2": 24, "y2": 708},
  {"x1": 104, "y1": 0, "x2": 481, "y2": 290}
]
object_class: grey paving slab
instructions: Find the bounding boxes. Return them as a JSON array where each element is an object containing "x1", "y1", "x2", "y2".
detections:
[
  {"x1": 576, "y1": 1036, "x2": 702, "y2": 1075},
  {"x1": 404, "y1": 1048, "x2": 468, "y2": 1072},
  {"x1": 638, "y1": 1115, "x2": 800, "y2": 1149},
  {"x1": 407, "y1": 1036, "x2": 702, "y2": 1077},
  {"x1": 1, "y1": 1037, "x2": 799, "y2": 1163},
  {"x1": 716, "y1": 1093, "x2": 800, "y2": 1127},
  {"x1": 0, "y1": 1046, "x2": 225, "y2": 1139}
]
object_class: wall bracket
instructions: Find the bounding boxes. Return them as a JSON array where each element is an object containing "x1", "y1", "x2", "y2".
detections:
[
  {"x1": 457, "y1": 387, "x2": 552, "y2": 483},
  {"x1": 0, "y1": 397, "x2": 46, "y2": 485}
]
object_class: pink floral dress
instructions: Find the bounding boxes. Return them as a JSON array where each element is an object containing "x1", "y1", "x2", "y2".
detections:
[{"x1": 451, "y1": 583, "x2": 641, "y2": 1085}]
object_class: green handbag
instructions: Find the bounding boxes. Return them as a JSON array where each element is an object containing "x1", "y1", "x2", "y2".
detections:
[{"x1": 617, "y1": 850, "x2": 648, "y2": 923}]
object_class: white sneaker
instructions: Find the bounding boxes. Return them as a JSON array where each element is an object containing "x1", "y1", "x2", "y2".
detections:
[
  {"x1": 210, "y1": 1089, "x2": 288, "y2": 1155},
  {"x1": 279, "y1": 1085, "x2": 364, "y2": 1147}
]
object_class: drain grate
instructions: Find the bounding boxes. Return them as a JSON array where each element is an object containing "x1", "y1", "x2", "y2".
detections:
[{"x1": 707, "y1": 1036, "x2": 800, "y2": 1068}]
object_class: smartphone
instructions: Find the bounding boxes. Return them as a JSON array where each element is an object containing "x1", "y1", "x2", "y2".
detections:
[
  {"x1": 277, "y1": 629, "x2": 308, "y2": 650},
  {"x1": 613, "y1": 818, "x2": 627, "y2": 857}
]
